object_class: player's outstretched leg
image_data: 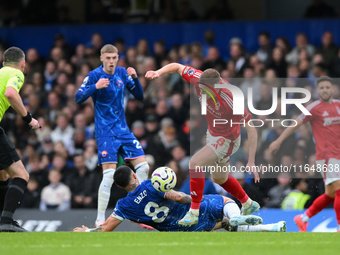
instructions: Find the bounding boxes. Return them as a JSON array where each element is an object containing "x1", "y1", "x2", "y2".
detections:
[
  {"x1": 219, "y1": 174, "x2": 260, "y2": 215},
  {"x1": 223, "y1": 200, "x2": 262, "y2": 226},
  {"x1": 294, "y1": 193, "x2": 334, "y2": 232},
  {"x1": 241, "y1": 200, "x2": 261, "y2": 215},
  {"x1": 178, "y1": 169, "x2": 204, "y2": 226},
  {"x1": 96, "y1": 168, "x2": 115, "y2": 227},
  {"x1": 235, "y1": 221, "x2": 287, "y2": 232}
]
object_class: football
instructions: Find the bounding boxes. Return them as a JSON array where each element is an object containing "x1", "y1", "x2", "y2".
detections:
[{"x1": 151, "y1": 167, "x2": 177, "y2": 192}]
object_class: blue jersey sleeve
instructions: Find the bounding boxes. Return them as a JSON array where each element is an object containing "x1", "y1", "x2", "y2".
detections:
[
  {"x1": 75, "y1": 73, "x2": 98, "y2": 104},
  {"x1": 111, "y1": 204, "x2": 126, "y2": 221},
  {"x1": 122, "y1": 69, "x2": 143, "y2": 101}
]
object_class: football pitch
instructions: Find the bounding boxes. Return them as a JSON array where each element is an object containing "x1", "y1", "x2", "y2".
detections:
[{"x1": 0, "y1": 232, "x2": 338, "y2": 255}]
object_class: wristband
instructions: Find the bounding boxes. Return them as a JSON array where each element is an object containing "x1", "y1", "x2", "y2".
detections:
[{"x1": 22, "y1": 112, "x2": 32, "y2": 124}]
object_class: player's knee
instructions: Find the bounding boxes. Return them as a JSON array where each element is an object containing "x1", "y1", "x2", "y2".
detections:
[
  {"x1": 211, "y1": 177, "x2": 227, "y2": 185},
  {"x1": 135, "y1": 162, "x2": 149, "y2": 182},
  {"x1": 103, "y1": 169, "x2": 115, "y2": 182}
]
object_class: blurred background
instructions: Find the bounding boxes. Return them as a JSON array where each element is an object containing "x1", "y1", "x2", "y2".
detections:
[{"x1": 0, "y1": 0, "x2": 340, "y2": 231}]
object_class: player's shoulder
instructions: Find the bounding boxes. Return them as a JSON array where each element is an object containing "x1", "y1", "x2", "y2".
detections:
[
  {"x1": 332, "y1": 99, "x2": 340, "y2": 105},
  {"x1": 306, "y1": 99, "x2": 322, "y2": 111},
  {"x1": 2, "y1": 66, "x2": 24, "y2": 78}
]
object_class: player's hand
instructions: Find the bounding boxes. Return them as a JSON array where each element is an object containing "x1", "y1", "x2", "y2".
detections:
[
  {"x1": 73, "y1": 225, "x2": 88, "y2": 232},
  {"x1": 127, "y1": 67, "x2": 137, "y2": 79},
  {"x1": 145, "y1": 71, "x2": 160, "y2": 80},
  {"x1": 95, "y1": 78, "x2": 110, "y2": 89},
  {"x1": 246, "y1": 162, "x2": 260, "y2": 183},
  {"x1": 29, "y1": 118, "x2": 41, "y2": 130},
  {"x1": 269, "y1": 140, "x2": 280, "y2": 155}
]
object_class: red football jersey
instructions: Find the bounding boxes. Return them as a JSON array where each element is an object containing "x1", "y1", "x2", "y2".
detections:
[
  {"x1": 299, "y1": 99, "x2": 340, "y2": 160},
  {"x1": 182, "y1": 66, "x2": 251, "y2": 140}
]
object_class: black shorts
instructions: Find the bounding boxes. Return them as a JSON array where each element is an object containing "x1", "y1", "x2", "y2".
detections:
[{"x1": 0, "y1": 127, "x2": 20, "y2": 170}]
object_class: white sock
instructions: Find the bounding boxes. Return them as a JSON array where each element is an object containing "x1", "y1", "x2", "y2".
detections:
[
  {"x1": 237, "y1": 224, "x2": 274, "y2": 232},
  {"x1": 135, "y1": 162, "x2": 149, "y2": 183},
  {"x1": 301, "y1": 213, "x2": 310, "y2": 222},
  {"x1": 223, "y1": 201, "x2": 241, "y2": 218},
  {"x1": 242, "y1": 198, "x2": 252, "y2": 208},
  {"x1": 96, "y1": 168, "x2": 115, "y2": 222}
]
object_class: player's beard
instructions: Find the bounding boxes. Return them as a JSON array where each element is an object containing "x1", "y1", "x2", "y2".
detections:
[{"x1": 320, "y1": 94, "x2": 332, "y2": 102}]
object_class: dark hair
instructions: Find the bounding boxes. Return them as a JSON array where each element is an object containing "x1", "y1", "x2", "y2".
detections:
[
  {"x1": 317, "y1": 76, "x2": 333, "y2": 86},
  {"x1": 114, "y1": 166, "x2": 133, "y2": 188},
  {"x1": 258, "y1": 31, "x2": 270, "y2": 38},
  {"x1": 289, "y1": 178, "x2": 302, "y2": 189},
  {"x1": 3, "y1": 47, "x2": 25, "y2": 65}
]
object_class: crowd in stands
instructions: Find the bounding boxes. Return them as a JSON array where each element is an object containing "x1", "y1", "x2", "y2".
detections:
[
  {"x1": 0, "y1": 0, "x2": 338, "y2": 27},
  {"x1": 1, "y1": 28, "x2": 339, "y2": 211}
]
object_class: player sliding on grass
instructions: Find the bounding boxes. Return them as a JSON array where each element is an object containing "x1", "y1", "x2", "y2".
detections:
[
  {"x1": 145, "y1": 64, "x2": 260, "y2": 226},
  {"x1": 74, "y1": 166, "x2": 287, "y2": 232},
  {"x1": 269, "y1": 76, "x2": 340, "y2": 232}
]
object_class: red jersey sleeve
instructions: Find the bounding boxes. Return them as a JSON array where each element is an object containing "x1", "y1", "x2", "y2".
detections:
[
  {"x1": 298, "y1": 100, "x2": 319, "y2": 124},
  {"x1": 181, "y1": 66, "x2": 202, "y2": 86}
]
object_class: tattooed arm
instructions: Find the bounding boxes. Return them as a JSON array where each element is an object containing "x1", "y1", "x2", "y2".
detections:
[
  {"x1": 73, "y1": 216, "x2": 122, "y2": 232},
  {"x1": 165, "y1": 190, "x2": 192, "y2": 204}
]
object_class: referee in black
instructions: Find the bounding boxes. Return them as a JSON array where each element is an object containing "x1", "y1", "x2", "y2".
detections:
[{"x1": 0, "y1": 47, "x2": 40, "y2": 232}]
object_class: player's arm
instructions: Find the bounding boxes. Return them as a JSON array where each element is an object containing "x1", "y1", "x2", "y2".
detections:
[
  {"x1": 126, "y1": 67, "x2": 143, "y2": 100},
  {"x1": 269, "y1": 117, "x2": 304, "y2": 154},
  {"x1": 145, "y1": 63, "x2": 186, "y2": 80},
  {"x1": 73, "y1": 216, "x2": 122, "y2": 232},
  {"x1": 5, "y1": 87, "x2": 40, "y2": 129},
  {"x1": 165, "y1": 190, "x2": 191, "y2": 204},
  {"x1": 75, "y1": 75, "x2": 109, "y2": 104},
  {"x1": 243, "y1": 120, "x2": 260, "y2": 183}
]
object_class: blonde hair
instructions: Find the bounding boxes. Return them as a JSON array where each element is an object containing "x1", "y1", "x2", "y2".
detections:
[{"x1": 100, "y1": 44, "x2": 118, "y2": 55}]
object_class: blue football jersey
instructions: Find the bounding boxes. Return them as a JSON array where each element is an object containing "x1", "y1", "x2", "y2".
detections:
[
  {"x1": 112, "y1": 180, "x2": 224, "y2": 232},
  {"x1": 75, "y1": 66, "x2": 136, "y2": 138}
]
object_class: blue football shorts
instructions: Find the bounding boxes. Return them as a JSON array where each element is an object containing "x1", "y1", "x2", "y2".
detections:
[{"x1": 96, "y1": 133, "x2": 145, "y2": 165}]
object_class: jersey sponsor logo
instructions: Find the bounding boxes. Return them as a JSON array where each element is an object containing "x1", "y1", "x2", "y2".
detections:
[
  {"x1": 82, "y1": 76, "x2": 89, "y2": 85},
  {"x1": 117, "y1": 80, "x2": 124, "y2": 88},
  {"x1": 323, "y1": 116, "x2": 340, "y2": 126},
  {"x1": 322, "y1": 111, "x2": 329, "y2": 117},
  {"x1": 101, "y1": 150, "x2": 108, "y2": 158},
  {"x1": 183, "y1": 66, "x2": 190, "y2": 75},
  {"x1": 12, "y1": 82, "x2": 19, "y2": 89},
  {"x1": 188, "y1": 69, "x2": 195, "y2": 76}
]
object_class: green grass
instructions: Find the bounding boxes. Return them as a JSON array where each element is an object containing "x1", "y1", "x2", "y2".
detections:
[{"x1": 0, "y1": 232, "x2": 338, "y2": 255}]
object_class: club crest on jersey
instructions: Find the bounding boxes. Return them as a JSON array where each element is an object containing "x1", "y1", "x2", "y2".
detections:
[
  {"x1": 188, "y1": 69, "x2": 194, "y2": 76},
  {"x1": 117, "y1": 80, "x2": 124, "y2": 88},
  {"x1": 101, "y1": 150, "x2": 108, "y2": 158}
]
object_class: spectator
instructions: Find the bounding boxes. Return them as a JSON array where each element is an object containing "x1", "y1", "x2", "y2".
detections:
[
  {"x1": 281, "y1": 178, "x2": 312, "y2": 210},
  {"x1": 51, "y1": 112, "x2": 75, "y2": 155},
  {"x1": 255, "y1": 31, "x2": 272, "y2": 65},
  {"x1": 66, "y1": 154, "x2": 100, "y2": 208},
  {"x1": 316, "y1": 31, "x2": 338, "y2": 70},
  {"x1": 286, "y1": 33, "x2": 315, "y2": 65},
  {"x1": 40, "y1": 168, "x2": 71, "y2": 211}
]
